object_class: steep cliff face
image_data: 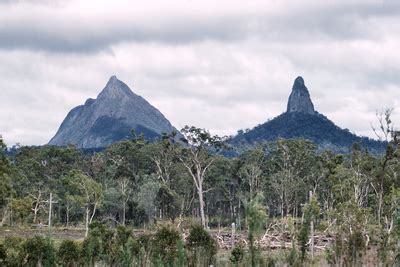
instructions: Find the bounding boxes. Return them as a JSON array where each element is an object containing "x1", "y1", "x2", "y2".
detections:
[
  {"x1": 286, "y1": 76, "x2": 315, "y2": 115},
  {"x1": 49, "y1": 76, "x2": 178, "y2": 148}
]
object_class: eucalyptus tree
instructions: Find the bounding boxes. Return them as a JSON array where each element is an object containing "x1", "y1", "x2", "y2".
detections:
[
  {"x1": 97, "y1": 134, "x2": 151, "y2": 226},
  {"x1": 179, "y1": 126, "x2": 225, "y2": 228},
  {"x1": 137, "y1": 175, "x2": 161, "y2": 224},
  {"x1": 0, "y1": 137, "x2": 14, "y2": 225},
  {"x1": 65, "y1": 170, "x2": 103, "y2": 237},
  {"x1": 267, "y1": 139, "x2": 316, "y2": 217},
  {"x1": 237, "y1": 146, "x2": 266, "y2": 202},
  {"x1": 307, "y1": 150, "x2": 342, "y2": 218},
  {"x1": 13, "y1": 146, "x2": 51, "y2": 223},
  {"x1": 371, "y1": 110, "x2": 400, "y2": 224},
  {"x1": 145, "y1": 132, "x2": 184, "y2": 220},
  {"x1": 146, "y1": 132, "x2": 180, "y2": 187}
]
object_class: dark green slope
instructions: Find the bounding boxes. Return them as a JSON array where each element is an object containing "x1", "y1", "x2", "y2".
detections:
[{"x1": 230, "y1": 112, "x2": 386, "y2": 154}]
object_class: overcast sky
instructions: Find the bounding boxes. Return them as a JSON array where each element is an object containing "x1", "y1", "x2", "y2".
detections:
[{"x1": 1, "y1": 0, "x2": 399, "y2": 146}]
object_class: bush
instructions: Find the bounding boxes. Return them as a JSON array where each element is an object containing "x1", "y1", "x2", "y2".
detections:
[
  {"x1": 109, "y1": 226, "x2": 142, "y2": 266},
  {"x1": 121, "y1": 236, "x2": 141, "y2": 266},
  {"x1": 152, "y1": 224, "x2": 182, "y2": 266},
  {"x1": 22, "y1": 236, "x2": 56, "y2": 267},
  {"x1": 186, "y1": 224, "x2": 217, "y2": 266},
  {"x1": 58, "y1": 239, "x2": 80, "y2": 266},
  {"x1": 81, "y1": 221, "x2": 113, "y2": 265},
  {"x1": 230, "y1": 245, "x2": 245, "y2": 265},
  {"x1": 2, "y1": 236, "x2": 24, "y2": 266},
  {"x1": 0, "y1": 243, "x2": 6, "y2": 263},
  {"x1": 285, "y1": 246, "x2": 300, "y2": 266}
]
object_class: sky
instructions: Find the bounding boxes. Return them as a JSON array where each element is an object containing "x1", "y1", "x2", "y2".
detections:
[{"x1": 1, "y1": 0, "x2": 399, "y2": 146}]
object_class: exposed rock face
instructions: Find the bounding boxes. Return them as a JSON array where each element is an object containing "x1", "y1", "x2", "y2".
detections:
[
  {"x1": 286, "y1": 76, "x2": 315, "y2": 115},
  {"x1": 49, "y1": 76, "x2": 178, "y2": 148}
]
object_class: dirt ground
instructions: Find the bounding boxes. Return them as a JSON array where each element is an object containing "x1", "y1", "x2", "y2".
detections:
[{"x1": 0, "y1": 226, "x2": 86, "y2": 240}]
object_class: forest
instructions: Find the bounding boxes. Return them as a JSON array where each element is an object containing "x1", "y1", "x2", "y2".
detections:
[{"x1": 0, "y1": 115, "x2": 399, "y2": 267}]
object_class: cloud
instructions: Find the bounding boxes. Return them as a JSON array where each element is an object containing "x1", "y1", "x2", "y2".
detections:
[
  {"x1": 0, "y1": 0, "x2": 399, "y2": 146},
  {"x1": 1, "y1": 0, "x2": 399, "y2": 52}
]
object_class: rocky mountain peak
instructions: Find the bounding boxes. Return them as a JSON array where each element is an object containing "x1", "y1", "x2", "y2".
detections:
[
  {"x1": 98, "y1": 75, "x2": 135, "y2": 100},
  {"x1": 49, "y1": 76, "x2": 178, "y2": 149},
  {"x1": 286, "y1": 76, "x2": 316, "y2": 115}
]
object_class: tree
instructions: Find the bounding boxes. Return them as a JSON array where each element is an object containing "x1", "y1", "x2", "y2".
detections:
[
  {"x1": 331, "y1": 200, "x2": 372, "y2": 266},
  {"x1": 334, "y1": 145, "x2": 373, "y2": 208},
  {"x1": 137, "y1": 175, "x2": 161, "y2": 224},
  {"x1": 0, "y1": 137, "x2": 14, "y2": 226},
  {"x1": 179, "y1": 126, "x2": 225, "y2": 228},
  {"x1": 146, "y1": 133, "x2": 183, "y2": 220},
  {"x1": 65, "y1": 170, "x2": 103, "y2": 237},
  {"x1": 267, "y1": 139, "x2": 316, "y2": 217},
  {"x1": 244, "y1": 193, "x2": 267, "y2": 267},
  {"x1": 298, "y1": 193, "x2": 320, "y2": 261},
  {"x1": 237, "y1": 146, "x2": 265, "y2": 202},
  {"x1": 371, "y1": 109, "x2": 399, "y2": 224},
  {"x1": 147, "y1": 132, "x2": 179, "y2": 187}
]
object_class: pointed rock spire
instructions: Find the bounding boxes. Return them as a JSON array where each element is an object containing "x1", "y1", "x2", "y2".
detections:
[
  {"x1": 98, "y1": 75, "x2": 135, "y2": 100},
  {"x1": 286, "y1": 76, "x2": 316, "y2": 115}
]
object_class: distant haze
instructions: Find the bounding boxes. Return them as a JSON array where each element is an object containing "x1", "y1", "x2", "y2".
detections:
[{"x1": 1, "y1": 0, "x2": 399, "y2": 146}]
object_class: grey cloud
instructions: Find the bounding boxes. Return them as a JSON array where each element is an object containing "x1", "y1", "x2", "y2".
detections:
[{"x1": 1, "y1": 1, "x2": 400, "y2": 53}]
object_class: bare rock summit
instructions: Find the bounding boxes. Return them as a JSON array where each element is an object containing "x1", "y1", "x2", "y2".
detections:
[
  {"x1": 286, "y1": 76, "x2": 316, "y2": 115},
  {"x1": 49, "y1": 76, "x2": 178, "y2": 149}
]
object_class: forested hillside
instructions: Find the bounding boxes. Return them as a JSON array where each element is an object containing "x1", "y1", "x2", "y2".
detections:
[
  {"x1": 1, "y1": 119, "x2": 399, "y2": 266},
  {"x1": 231, "y1": 112, "x2": 387, "y2": 154}
]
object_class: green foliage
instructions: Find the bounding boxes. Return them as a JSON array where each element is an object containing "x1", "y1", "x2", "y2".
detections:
[
  {"x1": 81, "y1": 221, "x2": 113, "y2": 265},
  {"x1": 1, "y1": 237, "x2": 24, "y2": 267},
  {"x1": 244, "y1": 194, "x2": 267, "y2": 267},
  {"x1": 230, "y1": 245, "x2": 245, "y2": 265},
  {"x1": 10, "y1": 197, "x2": 31, "y2": 223},
  {"x1": 298, "y1": 195, "x2": 320, "y2": 261},
  {"x1": 137, "y1": 175, "x2": 161, "y2": 222},
  {"x1": 285, "y1": 246, "x2": 300, "y2": 266},
  {"x1": 186, "y1": 224, "x2": 217, "y2": 266},
  {"x1": 57, "y1": 240, "x2": 81, "y2": 266},
  {"x1": 232, "y1": 112, "x2": 386, "y2": 153},
  {"x1": 329, "y1": 200, "x2": 371, "y2": 266},
  {"x1": 0, "y1": 137, "x2": 14, "y2": 210},
  {"x1": 21, "y1": 236, "x2": 56, "y2": 267},
  {"x1": 151, "y1": 224, "x2": 182, "y2": 266},
  {"x1": 1, "y1": 117, "x2": 399, "y2": 265}
]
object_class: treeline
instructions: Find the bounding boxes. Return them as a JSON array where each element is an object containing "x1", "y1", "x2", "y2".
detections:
[{"x1": 0, "y1": 116, "x2": 400, "y2": 265}]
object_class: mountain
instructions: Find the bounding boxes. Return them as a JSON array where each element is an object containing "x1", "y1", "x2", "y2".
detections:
[
  {"x1": 49, "y1": 76, "x2": 178, "y2": 149},
  {"x1": 230, "y1": 77, "x2": 386, "y2": 153},
  {"x1": 286, "y1": 76, "x2": 316, "y2": 115}
]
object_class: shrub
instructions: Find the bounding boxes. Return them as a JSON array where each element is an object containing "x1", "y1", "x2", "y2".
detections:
[
  {"x1": 109, "y1": 226, "x2": 141, "y2": 266},
  {"x1": 2, "y1": 236, "x2": 24, "y2": 266},
  {"x1": 186, "y1": 224, "x2": 217, "y2": 266},
  {"x1": 22, "y1": 236, "x2": 56, "y2": 267},
  {"x1": 120, "y1": 236, "x2": 141, "y2": 266},
  {"x1": 152, "y1": 224, "x2": 182, "y2": 266},
  {"x1": 230, "y1": 245, "x2": 245, "y2": 265},
  {"x1": 81, "y1": 221, "x2": 113, "y2": 265},
  {"x1": 58, "y1": 239, "x2": 80, "y2": 266},
  {"x1": 0, "y1": 243, "x2": 6, "y2": 263}
]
